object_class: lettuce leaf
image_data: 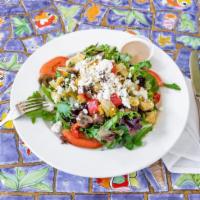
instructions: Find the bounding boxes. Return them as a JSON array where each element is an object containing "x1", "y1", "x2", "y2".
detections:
[{"x1": 83, "y1": 44, "x2": 131, "y2": 67}]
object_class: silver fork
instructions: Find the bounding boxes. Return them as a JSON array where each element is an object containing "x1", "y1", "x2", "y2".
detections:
[{"x1": 0, "y1": 98, "x2": 50, "y2": 127}]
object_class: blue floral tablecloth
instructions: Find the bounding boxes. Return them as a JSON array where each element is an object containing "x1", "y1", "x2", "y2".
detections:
[{"x1": 0, "y1": 0, "x2": 200, "y2": 199}]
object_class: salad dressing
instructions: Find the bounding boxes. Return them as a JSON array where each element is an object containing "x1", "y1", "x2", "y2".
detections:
[{"x1": 121, "y1": 41, "x2": 150, "y2": 64}]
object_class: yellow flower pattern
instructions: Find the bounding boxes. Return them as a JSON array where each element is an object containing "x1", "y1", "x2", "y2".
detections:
[
  {"x1": 158, "y1": 35, "x2": 171, "y2": 47},
  {"x1": 1, "y1": 112, "x2": 14, "y2": 129}
]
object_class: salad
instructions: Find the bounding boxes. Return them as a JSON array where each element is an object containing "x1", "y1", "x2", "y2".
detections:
[{"x1": 26, "y1": 44, "x2": 180, "y2": 150}]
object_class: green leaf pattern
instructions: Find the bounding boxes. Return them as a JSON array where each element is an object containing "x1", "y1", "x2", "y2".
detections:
[
  {"x1": 125, "y1": 12, "x2": 135, "y2": 25},
  {"x1": 112, "y1": 9, "x2": 128, "y2": 16},
  {"x1": 0, "y1": 167, "x2": 51, "y2": 191},
  {"x1": 177, "y1": 36, "x2": 200, "y2": 49},
  {"x1": 132, "y1": 10, "x2": 148, "y2": 25},
  {"x1": 16, "y1": 168, "x2": 26, "y2": 181},
  {"x1": 57, "y1": 5, "x2": 81, "y2": 32},
  {"x1": 19, "y1": 167, "x2": 49, "y2": 188},
  {"x1": 12, "y1": 17, "x2": 32, "y2": 36},
  {"x1": 175, "y1": 174, "x2": 200, "y2": 188},
  {"x1": 30, "y1": 182, "x2": 51, "y2": 191},
  {"x1": 179, "y1": 14, "x2": 196, "y2": 32},
  {"x1": 0, "y1": 172, "x2": 18, "y2": 190},
  {"x1": 112, "y1": 9, "x2": 148, "y2": 25},
  {"x1": 0, "y1": 54, "x2": 21, "y2": 71}
]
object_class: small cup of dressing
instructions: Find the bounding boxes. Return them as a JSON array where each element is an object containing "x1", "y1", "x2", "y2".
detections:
[{"x1": 121, "y1": 36, "x2": 154, "y2": 64}]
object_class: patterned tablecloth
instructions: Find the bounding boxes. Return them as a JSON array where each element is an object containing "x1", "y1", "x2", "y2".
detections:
[{"x1": 0, "y1": 0, "x2": 200, "y2": 199}]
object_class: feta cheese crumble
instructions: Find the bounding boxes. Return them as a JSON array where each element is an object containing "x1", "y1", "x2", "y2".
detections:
[
  {"x1": 74, "y1": 57, "x2": 149, "y2": 108},
  {"x1": 51, "y1": 121, "x2": 62, "y2": 133},
  {"x1": 133, "y1": 87, "x2": 148, "y2": 100}
]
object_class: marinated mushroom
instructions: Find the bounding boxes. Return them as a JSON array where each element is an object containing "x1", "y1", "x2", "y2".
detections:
[
  {"x1": 76, "y1": 112, "x2": 93, "y2": 128},
  {"x1": 92, "y1": 114, "x2": 104, "y2": 124}
]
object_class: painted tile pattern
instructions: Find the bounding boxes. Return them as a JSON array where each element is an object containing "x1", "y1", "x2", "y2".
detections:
[
  {"x1": 155, "y1": 11, "x2": 178, "y2": 31},
  {"x1": 107, "y1": 9, "x2": 152, "y2": 28},
  {"x1": 81, "y1": 3, "x2": 107, "y2": 25},
  {"x1": 18, "y1": 138, "x2": 41, "y2": 163},
  {"x1": 0, "y1": 197, "x2": 34, "y2": 200},
  {"x1": 188, "y1": 194, "x2": 200, "y2": 200},
  {"x1": 31, "y1": 9, "x2": 62, "y2": 34},
  {"x1": 4, "y1": 39, "x2": 25, "y2": 52},
  {"x1": 22, "y1": 36, "x2": 44, "y2": 54},
  {"x1": 0, "y1": 53, "x2": 27, "y2": 71},
  {"x1": 111, "y1": 194, "x2": 144, "y2": 200},
  {"x1": 131, "y1": 0, "x2": 150, "y2": 10},
  {"x1": 0, "y1": 164, "x2": 54, "y2": 192},
  {"x1": 55, "y1": 2, "x2": 83, "y2": 33},
  {"x1": 56, "y1": 170, "x2": 89, "y2": 192},
  {"x1": 149, "y1": 194, "x2": 184, "y2": 200},
  {"x1": 177, "y1": 13, "x2": 198, "y2": 34},
  {"x1": 0, "y1": 17, "x2": 10, "y2": 30},
  {"x1": 0, "y1": 133, "x2": 18, "y2": 164},
  {"x1": 0, "y1": 0, "x2": 199, "y2": 199},
  {"x1": 11, "y1": 16, "x2": 34, "y2": 38},
  {"x1": 171, "y1": 173, "x2": 200, "y2": 190},
  {"x1": 0, "y1": 103, "x2": 14, "y2": 130},
  {"x1": 93, "y1": 170, "x2": 149, "y2": 192},
  {"x1": 0, "y1": 30, "x2": 10, "y2": 49},
  {"x1": 152, "y1": 31, "x2": 176, "y2": 50},
  {"x1": 39, "y1": 195, "x2": 72, "y2": 200}
]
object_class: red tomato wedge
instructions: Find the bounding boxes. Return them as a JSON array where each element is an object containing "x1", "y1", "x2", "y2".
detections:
[
  {"x1": 40, "y1": 56, "x2": 68, "y2": 77},
  {"x1": 153, "y1": 92, "x2": 161, "y2": 104},
  {"x1": 111, "y1": 65, "x2": 117, "y2": 74},
  {"x1": 87, "y1": 99, "x2": 99, "y2": 115},
  {"x1": 110, "y1": 93, "x2": 122, "y2": 107},
  {"x1": 70, "y1": 123, "x2": 83, "y2": 138},
  {"x1": 62, "y1": 130, "x2": 102, "y2": 149},
  {"x1": 145, "y1": 69, "x2": 163, "y2": 87}
]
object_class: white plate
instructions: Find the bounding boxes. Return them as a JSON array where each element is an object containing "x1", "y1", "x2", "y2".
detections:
[{"x1": 10, "y1": 29, "x2": 189, "y2": 178}]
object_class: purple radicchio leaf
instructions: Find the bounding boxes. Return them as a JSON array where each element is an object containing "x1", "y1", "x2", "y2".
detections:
[
  {"x1": 103, "y1": 133, "x2": 116, "y2": 142},
  {"x1": 99, "y1": 128, "x2": 116, "y2": 142},
  {"x1": 120, "y1": 117, "x2": 142, "y2": 135}
]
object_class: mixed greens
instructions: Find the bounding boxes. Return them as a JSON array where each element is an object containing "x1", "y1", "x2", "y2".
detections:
[{"x1": 26, "y1": 44, "x2": 180, "y2": 150}]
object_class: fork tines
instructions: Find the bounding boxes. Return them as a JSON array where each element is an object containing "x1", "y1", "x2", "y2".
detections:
[{"x1": 16, "y1": 98, "x2": 48, "y2": 114}]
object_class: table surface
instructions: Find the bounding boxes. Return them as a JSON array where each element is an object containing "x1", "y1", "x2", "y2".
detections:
[{"x1": 0, "y1": 0, "x2": 200, "y2": 200}]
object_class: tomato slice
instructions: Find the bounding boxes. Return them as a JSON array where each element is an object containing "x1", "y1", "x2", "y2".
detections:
[
  {"x1": 40, "y1": 56, "x2": 68, "y2": 77},
  {"x1": 153, "y1": 92, "x2": 161, "y2": 104},
  {"x1": 111, "y1": 65, "x2": 117, "y2": 74},
  {"x1": 77, "y1": 93, "x2": 88, "y2": 104},
  {"x1": 71, "y1": 123, "x2": 84, "y2": 138},
  {"x1": 62, "y1": 129, "x2": 102, "y2": 149},
  {"x1": 87, "y1": 99, "x2": 99, "y2": 115},
  {"x1": 145, "y1": 69, "x2": 163, "y2": 87},
  {"x1": 110, "y1": 93, "x2": 122, "y2": 107}
]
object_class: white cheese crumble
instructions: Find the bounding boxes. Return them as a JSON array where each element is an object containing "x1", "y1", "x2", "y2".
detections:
[
  {"x1": 56, "y1": 86, "x2": 64, "y2": 95},
  {"x1": 51, "y1": 92, "x2": 61, "y2": 103},
  {"x1": 68, "y1": 80, "x2": 77, "y2": 92},
  {"x1": 75, "y1": 57, "x2": 148, "y2": 108},
  {"x1": 83, "y1": 109, "x2": 88, "y2": 114},
  {"x1": 74, "y1": 102, "x2": 79, "y2": 108},
  {"x1": 51, "y1": 121, "x2": 62, "y2": 133},
  {"x1": 133, "y1": 87, "x2": 148, "y2": 100}
]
